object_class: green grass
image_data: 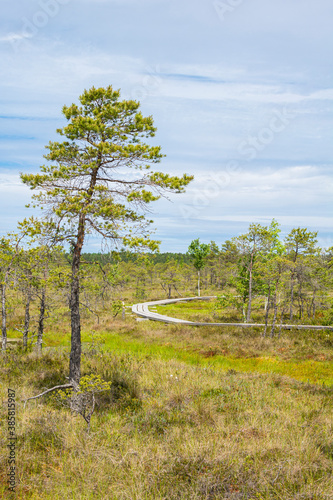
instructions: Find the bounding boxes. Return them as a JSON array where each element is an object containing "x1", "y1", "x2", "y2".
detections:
[
  {"x1": 98, "y1": 331, "x2": 333, "y2": 386},
  {"x1": 155, "y1": 298, "x2": 330, "y2": 326},
  {"x1": 8, "y1": 306, "x2": 332, "y2": 386},
  {"x1": 155, "y1": 299, "x2": 217, "y2": 322},
  {"x1": 12, "y1": 313, "x2": 332, "y2": 386}
]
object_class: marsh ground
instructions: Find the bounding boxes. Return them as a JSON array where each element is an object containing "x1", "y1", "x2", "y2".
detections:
[{"x1": 1, "y1": 301, "x2": 332, "y2": 499}]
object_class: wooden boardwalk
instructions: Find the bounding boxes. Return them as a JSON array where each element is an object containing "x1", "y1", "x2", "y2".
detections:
[{"x1": 132, "y1": 296, "x2": 333, "y2": 330}]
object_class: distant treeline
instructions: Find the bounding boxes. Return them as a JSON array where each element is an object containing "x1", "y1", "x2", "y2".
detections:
[{"x1": 81, "y1": 251, "x2": 193, "y2": 265}]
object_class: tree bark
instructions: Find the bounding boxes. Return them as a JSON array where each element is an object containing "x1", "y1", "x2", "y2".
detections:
[
  {"x1": 69, "y1": 214, "x2": 86, "y2": 385},
  {"x1": 278, "y1": 306, "x2": 285, "y2": 339},
  {"x1": 36, "y1": 287, "x2": 46, "y2": 355},
  {"x1": 69, "y1": 249, "x2": 82, "y2": 385},
  {"x1": 312, "y1": 290, "x2": 316, "y2": 319},
  {"x1": 289, "y1": 275, "x2": 294, "y2": 321},
  {"x1": 246, "y1": 253, "x2": 254, "y2": 323},
  {"x1": 289, "y1": 249, "x2": 298, "y2": 321},
  {"x1": 300, "y1": 296, "x2": 304, "y2": 320},
  {"x1": 23, "y1": 287, "x2": 32, "y2": 348},
  {"x1": 1, "y1": 284, "x2": 7, "y2": 353},
  {"x1": 270, "y1": 282, "x2": 279, "y2": 338},
  {"x1": 197, "y1": 270, "x2": 201, "y2": 297},
  {"x1": 298, "y1": 279, "x2": 303, "y2": 319},
  {"x1": 263, "y1": 286, "x2": 271, "y2": 338},
  {"x1": 69, "y1": 164, "x2": 99, "y2": 386}
]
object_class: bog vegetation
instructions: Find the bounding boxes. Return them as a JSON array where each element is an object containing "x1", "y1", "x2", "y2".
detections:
[
  {"x1": 1, "y1": 222, "x2": 333, "y2": 498},
  {"x1": 0, "y1": 86, "x2": 332, "y2": 499},
  {"x1": 1, "y1": 220, "x2": 333, "y2": 351}
]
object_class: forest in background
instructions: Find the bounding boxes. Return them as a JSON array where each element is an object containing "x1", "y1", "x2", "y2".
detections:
[{"x1": 1, "y1": 219, "x2": 332, "y2": 353}]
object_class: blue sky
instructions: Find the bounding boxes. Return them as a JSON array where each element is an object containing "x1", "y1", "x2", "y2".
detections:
[{"x1": 0, "y1": 0, "x2": 332, "y2": 251}]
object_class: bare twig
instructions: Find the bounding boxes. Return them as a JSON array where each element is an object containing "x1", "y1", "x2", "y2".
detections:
[
  {"x1": 79, "y1": 301, "x2": 100, "y2": 324},
  {"x1": 271, "y1": 461, "x2": 287, "y2": 484},
  {"x1": 173, "y1": 285, "x2": 183, "y2": 297},
  {"x1": 23, "y1": 384, "x2": 73, "y2": 408}
]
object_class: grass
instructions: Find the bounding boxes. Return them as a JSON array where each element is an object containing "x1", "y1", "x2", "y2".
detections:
[
  {"x1": 155, "y1": 299, "x2": 218, "y2": 322},
  {"x1": 154, "y1": 298, "x2": 329, "y2": 326},
  {"x1": 1, "y1": 348, "x2": 332, "y2": 499},
  {"x1": 1, "y1": 300, "x2": 333, "y2": 498},
  {"x1": 98, "y1": 331, "x2": 333, "y2": 386}
]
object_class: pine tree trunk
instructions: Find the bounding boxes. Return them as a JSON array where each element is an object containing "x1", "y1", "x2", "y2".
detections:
[
  {"x1": 69, "y1": 249, "x2": 82, "y2": 385},
  {"x1": 198, "y1": 270, "x2": 200, "y2": 297},
  {"x1": 23, "y1": 287, "x2": 32, "y2": 348},
  {"x1": 246, "y1": 254, "x2": 254, "y2": 323},
  {"x1": 69, "y1": 167, "x2": 97, "y2": 386},
  {"x1": 278, "y1": 307, "x2": 285, "y2": 339},
  {"x1": 263, "y1": 287, "x2": 271, "y2": 337},
  {"x1": 1, "y1": 284, "x2": 7, "y2": 353},
  {"x1": 289, "y1": 247, "x2": 299, "y2": 321},
  {"x1": 299, "y1": 282, "x2": 304, "y2": 319},
  {"x1": 36, "y1": 288, "x2": 46, "y2": 355},
  {"x1": 69, "y1": 214, "x2": 86, "y2": 386},
  {"x1": 270, "y1": 283, "x2": 279, "y2": 338},
  {"x1": 312, "y1": 290, "x2": 316, "y2": 319},
  {"x1": 289, "y1": 277, "x2": 294, "y2": 321}
]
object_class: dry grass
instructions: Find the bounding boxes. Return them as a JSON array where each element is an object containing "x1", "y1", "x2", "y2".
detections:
[
  {"x1": 1, "y1": 297, "x2": 332, "y2": 498},
  {"x1": 1, "y1": 341, "x2": 333, "y2": 499}
]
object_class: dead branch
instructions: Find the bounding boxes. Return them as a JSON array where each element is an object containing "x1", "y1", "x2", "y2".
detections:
[
  {"x1": 23, "y1": 384, "x2": 73, "y2": 408},
  {"x1": 79, "y1": 301, "x2": 100, "y2": 324},
  {"x1": 173, "y1": 285, "x2": 183, "y2": 297}
]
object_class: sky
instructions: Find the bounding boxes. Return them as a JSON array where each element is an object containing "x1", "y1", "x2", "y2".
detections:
[{"x1": 0, "y1": 0, "x2": 332, "y2": 252}]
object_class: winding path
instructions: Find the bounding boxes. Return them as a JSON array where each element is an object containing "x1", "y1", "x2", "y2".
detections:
[{"x1": 132, "y1": 296, "x2": 333, "y2": 330}]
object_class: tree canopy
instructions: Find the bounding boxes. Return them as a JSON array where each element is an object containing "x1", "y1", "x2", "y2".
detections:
[{"x1": 21, "y1": 85, "x2": 194, "y2": 384}]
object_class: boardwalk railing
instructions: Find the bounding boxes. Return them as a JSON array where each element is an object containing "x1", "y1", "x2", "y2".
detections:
[{"x1": 132, "y1": 296, "x2": 333, "y2": 330}]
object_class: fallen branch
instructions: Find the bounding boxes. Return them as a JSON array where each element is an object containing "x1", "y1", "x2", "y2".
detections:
[{"x1": 23, "y1": 383, "x2": 73, "y2": 408}]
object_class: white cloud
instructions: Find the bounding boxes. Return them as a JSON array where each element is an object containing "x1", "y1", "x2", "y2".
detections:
[
  {"x1": 0, "y1": 172, "x2": 31, "y2": 195},
  {"x1": 168, "y1": 164, "x2": 332, "y2": 223},
  {"x1": 0, "y1": 33, "x2": 32, "y2": 43},
  {"x1": 308, "y1": 89, "x2": 333, "y2": 101},
  {"x1": 0, "y1": 0, "x2": 331, "y2": 250},
  {"x1": 197, "y1": 215, "x2": 333, "y2": 228}
]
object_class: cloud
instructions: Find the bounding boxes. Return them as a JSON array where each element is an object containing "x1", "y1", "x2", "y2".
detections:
[
  {"x1": 0, "y1": 33, "x2": 32, "y2": 43},
  {"x1": 196, "y1": 214, "x2": 333, "y2": 227},
  {"x1": 169, "y1": 164, "x2": 332, "y2": 223},
  {"x1": 0, "y1": 0, "x2": 331, "y2": 250}
]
